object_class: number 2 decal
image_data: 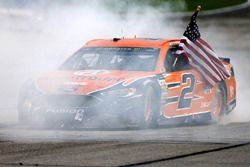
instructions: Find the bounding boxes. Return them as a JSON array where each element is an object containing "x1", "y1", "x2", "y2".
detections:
[{"x1": 178, "y1": 73, "x2": 195, "y2": 109}]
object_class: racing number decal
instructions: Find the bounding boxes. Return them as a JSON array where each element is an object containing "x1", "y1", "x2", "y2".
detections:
[{"x1": 177, "y1": 73, "x2": 195, "y2": 109}]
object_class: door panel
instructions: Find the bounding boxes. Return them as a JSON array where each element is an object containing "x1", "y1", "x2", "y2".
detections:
[{"x1": 161, "y1": 69, "x2": 213, "y2": 119}]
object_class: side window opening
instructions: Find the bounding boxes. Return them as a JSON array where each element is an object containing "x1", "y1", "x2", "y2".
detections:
[{"x1": 164, "y1": 45, "x2": 192, "y2": 72}]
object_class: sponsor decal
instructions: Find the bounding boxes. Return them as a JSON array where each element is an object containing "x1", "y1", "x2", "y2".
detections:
[
  {"x1": 160, "y1": 68, "x2": 166, "y2": 73},
  {"x1": 203, "y1": 87, "x2": 212, "y2": 94},
  {"x1": 72, "y1": 76, "x2": 125, "y2": 82},
  {"x1": 46, "y1": 108, "x2": 85, "y2": 121},
  {"x1": 46, "y1": 108, "x2": 85, "y2": 114},
  {"x1": 74, "y1": 109, "x2": 84, "y2": 121},
  {"x1": 41, "y1": 76, "x2": 125, "y2": 82},
  {"x1": 201, "y1": 102, "x2": 210, "y2": 108},
  {"x1": 157, "y1": 78, "x2": 168, "y2": 90}
]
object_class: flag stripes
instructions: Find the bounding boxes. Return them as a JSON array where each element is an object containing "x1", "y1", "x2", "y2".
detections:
[
  {"x1": 177, "y1": 37, "x2": 229, "y2": 86},
  {"x1": 176, "y1": 8, "x2": 230, "y2": 86}
]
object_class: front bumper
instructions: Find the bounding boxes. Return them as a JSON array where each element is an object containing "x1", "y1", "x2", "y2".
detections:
[{"x1": 21, "y1": 93, "x2": 143, "y2": 125}]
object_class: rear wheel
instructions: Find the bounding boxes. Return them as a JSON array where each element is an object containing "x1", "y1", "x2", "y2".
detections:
[
  {"x1": 139, "y1": 86, "x2": 160, "y2": 129},
  {"x1": 210, "y1": 82, "x2": 227, "y2": 122}
]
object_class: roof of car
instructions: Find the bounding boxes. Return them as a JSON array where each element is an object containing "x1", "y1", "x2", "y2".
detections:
[{"x1": 84, "y1": 38, "x2": 180, "y2": 48}]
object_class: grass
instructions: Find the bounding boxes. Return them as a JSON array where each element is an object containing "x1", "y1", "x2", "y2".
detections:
[
  {"x1": 182, "y1": 0, "x2": 248, "y2": 11},
  {"x1": 103, "y1": 0, "x2": 248, "y2": 13},
  {"x1": 2, "y1": 0, "x2": 248, "y2": 13}
]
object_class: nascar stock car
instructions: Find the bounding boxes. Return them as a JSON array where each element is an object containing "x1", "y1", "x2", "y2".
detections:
[{"x1": 18, "y1": 38, "x2": 236, "y2": 128}]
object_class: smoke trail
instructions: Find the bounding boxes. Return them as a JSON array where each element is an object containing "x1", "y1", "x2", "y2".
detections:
[
  {"x1": 0, "y1": 0, "x2": 249, "y2": 127},
  {"x1": 0, "y1": 0, "x2": 177, "y2": 124}
]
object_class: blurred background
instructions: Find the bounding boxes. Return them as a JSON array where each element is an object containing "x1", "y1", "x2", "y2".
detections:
[{"x1": 0, "y1": 0, "x2": 249, "y2": 123}]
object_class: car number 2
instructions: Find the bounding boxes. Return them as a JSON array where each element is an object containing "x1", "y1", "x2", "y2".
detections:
[{"x1": 177, "y1": 73, "x2": 195, "y2": 109}]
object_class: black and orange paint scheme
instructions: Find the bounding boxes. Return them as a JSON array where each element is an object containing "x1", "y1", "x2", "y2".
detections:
[{"x1": 18, "y1": 38, "x2": 236, "y2": 128}]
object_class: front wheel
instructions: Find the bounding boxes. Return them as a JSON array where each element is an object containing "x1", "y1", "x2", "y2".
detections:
[
  {"x1": 210, "y1": 82, "x2": 227, "y2": 122},
  {"x1": 138, "y1": 86, "x2": 160, "y2": 129}
]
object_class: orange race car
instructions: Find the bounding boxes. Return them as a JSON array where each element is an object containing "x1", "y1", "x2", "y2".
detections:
[{"x1": 18, "y1": 38, "x2": 236, "y2": 128}]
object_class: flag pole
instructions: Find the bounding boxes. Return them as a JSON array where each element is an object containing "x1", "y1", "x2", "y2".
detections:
[{"x1": 173, "y1": 5, "x2": 202, "y2": 69}]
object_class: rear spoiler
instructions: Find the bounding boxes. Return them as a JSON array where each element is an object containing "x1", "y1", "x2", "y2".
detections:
[{"x1": 219, "y1": 57, "x2": 230, "y2": 63}]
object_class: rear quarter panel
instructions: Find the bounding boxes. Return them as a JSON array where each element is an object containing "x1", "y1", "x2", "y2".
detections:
[{"x1": 224, "y1": 63, "x2": 236, "y2": 105}]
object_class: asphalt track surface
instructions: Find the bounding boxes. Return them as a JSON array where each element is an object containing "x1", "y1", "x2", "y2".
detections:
[
  {"x1": 0, "y1": 122, "x2": 250, "y2": 167},
  {"x1": 1, "y1": 7, "x2": 250, "y2": 167}
]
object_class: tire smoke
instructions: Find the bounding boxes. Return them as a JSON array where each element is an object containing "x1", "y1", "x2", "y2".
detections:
[{"x1": 0, "y1": 1, "x2": 249, "y2": 127}]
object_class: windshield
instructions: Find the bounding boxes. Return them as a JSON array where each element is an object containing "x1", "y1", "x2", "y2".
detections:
[{"x1": 60, "y1": 47, "x2": 160, "y2": 71}]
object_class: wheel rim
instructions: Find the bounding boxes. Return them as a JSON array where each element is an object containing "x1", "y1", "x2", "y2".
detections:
[
  {"x1": 144, "y1": 90, "x2": 152, "y2": 123},
  {"x1": 211, "y1": 88, "x2": 223, "y2": 118}
]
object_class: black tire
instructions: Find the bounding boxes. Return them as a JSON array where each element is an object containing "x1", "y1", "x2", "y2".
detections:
[
  {"x1": 210, "y1": 82, "x2": 227, "y2": 122},
  {"x1": 138, "y1": 86, "x2": 160, "y2": 129}
]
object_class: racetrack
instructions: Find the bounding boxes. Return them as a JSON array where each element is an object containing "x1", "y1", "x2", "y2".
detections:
[
  {"x1": 1, "y1": 121, "x2": 250, "y2": 144},
  {"x1": 0, "y1": 3, "x2": 250, "y2": 167},
  {"x1": 0, "y1": 122, "x2": 250, "y2": 167}
]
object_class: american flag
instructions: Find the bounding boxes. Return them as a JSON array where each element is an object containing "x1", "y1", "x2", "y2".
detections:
[{"x1": 176, "y1": 7, "x2": 230, "y2": 86}]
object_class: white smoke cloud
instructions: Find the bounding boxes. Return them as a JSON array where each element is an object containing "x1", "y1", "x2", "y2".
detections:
[
  {"x1": 0, "y1": 1, "x2": 177, "y2": 124},
  {"x1": 0, "y1": 0, "x2": 249, "y2": 126}
]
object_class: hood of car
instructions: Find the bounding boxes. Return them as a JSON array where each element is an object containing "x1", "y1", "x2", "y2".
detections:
[{"x1": 35, "y1": 70, "x2": 157, "y2": 95}]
